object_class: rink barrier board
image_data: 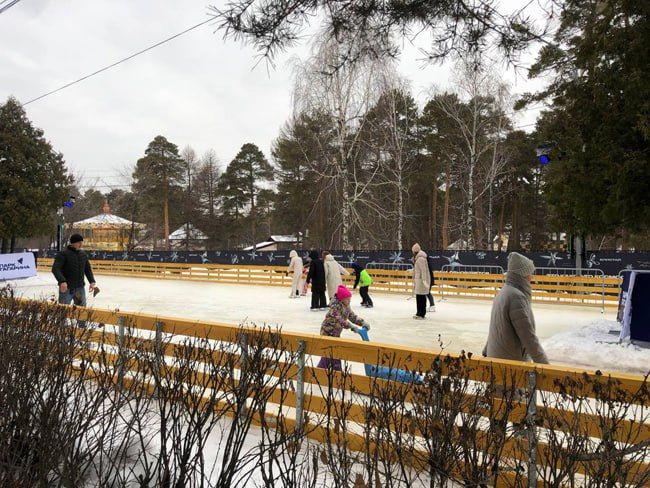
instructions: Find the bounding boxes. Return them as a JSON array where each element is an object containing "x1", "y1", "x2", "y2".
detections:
[
  {"x1": 74, "y1": 325, "x2": 649, "y2": 445},
  {"x1": 71, "y1": 323, "x2": 649, "y2": 482},
  {"x1": 38, "y1": 259, "x2": 621, "y2": 308},
  {"x1": 62, "y1": 304, "x2": 650, "y2": 426},
  {"x1": 74, "y1": 350, "x2": 649, "y2": 484},
  {"x1": 21, "y1": 299, "x2": 650, "y2": 485},
  {"x1": 63, "y1": 304, "x2": 648, "y2": 423}
]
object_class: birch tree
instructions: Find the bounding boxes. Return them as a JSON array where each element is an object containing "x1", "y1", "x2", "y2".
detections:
[
  {"x1": 362, "y1": 71, "x2": 419, "y2": 249},
  {"x1": 433, "y1": 61, "x2": 512, "y2": 249},
  {"x1": 292, "y1": 37, "x2": 385, "y2": 249}
]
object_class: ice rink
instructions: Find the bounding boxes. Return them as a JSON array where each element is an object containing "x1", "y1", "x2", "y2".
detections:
[{"x1": 7, "y1": 272, "x2": 649, "y2": 375}]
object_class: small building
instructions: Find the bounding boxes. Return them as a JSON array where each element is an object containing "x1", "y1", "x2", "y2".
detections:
[
  {"x1": 71, "y1": 201, "x2": 145, "y2": 251},
  {"x1": 243, "y1": 235, "x2": 299, "y2": 251},
  {"x1": 168, "y1": 224, "x2": 209, "y2": 250}
]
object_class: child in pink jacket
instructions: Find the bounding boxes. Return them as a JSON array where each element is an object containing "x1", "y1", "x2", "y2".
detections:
[{"x1": 316, "y1": 285, "x2": 370, "y2": 371}]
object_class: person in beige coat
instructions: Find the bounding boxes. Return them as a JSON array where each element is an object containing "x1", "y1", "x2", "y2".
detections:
[
  {"x1": 482, "y1": 252, "x2": 549, "y2": 364},
  {"x1": 412, "y1": 243, "x2": 431, "y2": 319},
  {"x1": 324, "y1": 253, "x2": 350, "y2": 300},
  {"x1": 287, "y1": 250, "x2": 303, "y2": 298}
]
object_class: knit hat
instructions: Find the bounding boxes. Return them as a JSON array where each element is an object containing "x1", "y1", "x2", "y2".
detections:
[
  {"x1": 335, "y1": 285, "x2": 352, "y2": 300},
  {"x1": 289, "y1": 250, "x2": 297, "y2": 258},
  {"x1": 412, "y1": 243, "x2": 421, "y2": 254},
  {"x1": 70, "y1": 234, "x2": 83, "y2": 244},
  {"x1": 507, "y1": 252, "x2": 535, "y2": 277}
]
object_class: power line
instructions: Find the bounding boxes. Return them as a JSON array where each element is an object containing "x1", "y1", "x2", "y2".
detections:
[
  {"x1": 23, "y1": 17, "x2": 213, "y2": 105},
  {"x1": 0, "y1": 0, "x2": 22, "y2": 15}
]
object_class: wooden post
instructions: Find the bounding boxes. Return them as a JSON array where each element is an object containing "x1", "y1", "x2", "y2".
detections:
[
  {"x1": 154, "y1": 320, "x2": 163, "y2": 396},
  {"x1": 295, "y1": 340, "x2": 306, "y2": 435},
  {"x1": 117, "y1": 316, "x2": 126, "y2": 388},
  {"x1": 526, "y1": 371, "x2": 538, "y2": 488}
]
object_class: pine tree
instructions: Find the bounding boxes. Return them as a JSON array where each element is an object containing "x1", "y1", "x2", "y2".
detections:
[
  {"x1": 271, "y1": 113, "x2": 324, "y2": 240},
  {"x1": 220, "y1": 143, "x2": 274, "y2": 247},
  {"x1": 0, "y1": 96, "x2": 71, "y2": 252},
  {"x1": 523, "y1": 0, "x2": 650, "y2": 239},
  {"x1": 132, "y1": 136, "x2": 185, "y2": 250}
]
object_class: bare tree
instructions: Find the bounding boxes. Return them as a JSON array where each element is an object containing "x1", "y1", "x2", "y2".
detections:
[
  {"x1": 433, "y1": 59, "x2": 512, "y2": 249},
  {"x1": 194, "y1": 149, "x2": 222, "y2": 247},
  {"x1": 181, "y1": 146, "x2": 199, "y2": 251},
  {"x1": 292, "y1": 36, "x2": 386, "y2": 249},
  {"x1": 363, "y1": 69, "x2": 419, "y2": 249}
]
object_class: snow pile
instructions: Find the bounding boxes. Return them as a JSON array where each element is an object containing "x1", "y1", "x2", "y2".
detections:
[{"x1": 543, "y1": 319, "x2": 650, "y2": 375}]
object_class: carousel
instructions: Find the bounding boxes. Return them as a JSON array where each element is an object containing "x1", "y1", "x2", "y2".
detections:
[{"x1": 71, "y1": 200, "x2": 145, "y2": 251}]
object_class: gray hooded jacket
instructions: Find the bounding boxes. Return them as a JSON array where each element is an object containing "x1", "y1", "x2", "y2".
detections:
[{"x1": 482, "y1": 273, "x2": 549, "y2": 364}]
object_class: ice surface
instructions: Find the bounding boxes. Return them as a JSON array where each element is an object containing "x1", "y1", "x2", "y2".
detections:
[{"x1": 6, "y1": 272, "x2": 648, "y2": 375}]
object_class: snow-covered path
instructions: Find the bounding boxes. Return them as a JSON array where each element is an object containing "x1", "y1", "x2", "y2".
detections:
[{"x1": 7, "y1": 272, "x2": 649, "y2": 375}]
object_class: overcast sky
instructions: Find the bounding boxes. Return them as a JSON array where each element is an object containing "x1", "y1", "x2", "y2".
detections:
[{"x1": 1, "y1": 0, "x2": 549, "y2": 194}]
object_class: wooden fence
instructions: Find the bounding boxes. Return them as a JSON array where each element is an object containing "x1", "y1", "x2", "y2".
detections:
[
  {"x1": 39, "y1": 301, "x2": 650, "y2": 486},
  {"x1": 38, "y1": 258, "x2": 622, "y2": 309}
]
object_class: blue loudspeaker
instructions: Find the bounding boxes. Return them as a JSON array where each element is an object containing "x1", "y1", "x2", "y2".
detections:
[{"x1": 357, "y1": 328, "x2": 423, "y2": 384}]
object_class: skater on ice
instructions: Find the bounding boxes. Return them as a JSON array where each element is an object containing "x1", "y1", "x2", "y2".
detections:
[
  {"x1": 482, "y1": 252, "x2": 549, "y2": 364},
  {"x1": 300, "y1": 259, "x2": 310, "y2": 296},
  {"x1": 351, "y1": 262, "x2": 374, "y2": 308},
  {"x1": 317, "y1": 284, "x2": 370, "y2": 371},
  {"x1": 411, "y1": 243, "x2": 431, "y2": 320},
  {"x1": 426, "y1": 251, "x2": 436, "y2": 312},
  {"x1": 306, "y1": 250, "x2": 327, "y2": 311},
  {"x1": 51, "y1": 233, "x2": 98, "y2": 308},
  {"x1": 286, "y1": 250, "x2": 303, "y2": 298},
  {"x1": 324, "y1": 252, "x2": 350, "y2": 300}
]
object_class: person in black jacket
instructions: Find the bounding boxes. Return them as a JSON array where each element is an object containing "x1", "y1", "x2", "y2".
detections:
[
  {"x1": 51, "y1": 234, "x2": 97, "y2": 307},
  {"x1": 426, "y1": 253, "x2": 436, "y2": 312},
  {"x1": 306, "y1": 250, "x2": 327, "y2": 311}
]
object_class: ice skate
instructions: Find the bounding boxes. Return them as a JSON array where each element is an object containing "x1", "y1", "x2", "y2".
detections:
[{"x1": 413, "y1": 315, "x2": 425, "y2": 320}]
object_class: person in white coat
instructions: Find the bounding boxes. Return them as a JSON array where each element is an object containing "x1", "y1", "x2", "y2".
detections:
[
  {"x1": 324, "y1": 253, "x2": 350, "y2": 300},
  {"x1": 412, "y1": 243, "x2": 431, "y2": 319},
  {"x1": 287, "y1": 250, "x2": 303, "y2": 298}
]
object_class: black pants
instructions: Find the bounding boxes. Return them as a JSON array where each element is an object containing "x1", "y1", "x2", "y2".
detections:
[
  {"x1": 426, "y1": 286, "x2": 435, "y2": 307},
  {"x1": 311, "y1": 291, "x2": 327, "y2": 309},
  {"x1": 360, "y1": 286, "x2": 373, "y2": 306},
  {"x1": 416, "y1": 294, "x2": 427, "y2": 317}
]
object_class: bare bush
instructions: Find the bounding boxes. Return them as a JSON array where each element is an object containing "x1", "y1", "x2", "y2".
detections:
[{"x1": 1, "y1": 289, "x2": 647, "y2": 487}]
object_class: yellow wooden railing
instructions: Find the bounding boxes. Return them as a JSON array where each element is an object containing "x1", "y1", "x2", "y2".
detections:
[
  {"x1": 26, "y1": 299, "x2": 648, "y2": 487},
  {"x1": 38, "y1": 258, "x2": 622, "y2": 308}
]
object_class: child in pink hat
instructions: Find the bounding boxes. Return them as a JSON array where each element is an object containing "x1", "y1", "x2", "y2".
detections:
[{"x1": 317, "y1": 285, "x2": 370, "y2": 371}]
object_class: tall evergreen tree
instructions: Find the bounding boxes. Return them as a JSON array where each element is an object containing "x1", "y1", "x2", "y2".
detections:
[
  {"x1": 132, "y1": 136, "x2": 185, "y2": 250},
  {"x1": 220, "y1": 143, "x2": 274, "y2": 246},
  {"x1": 272, "y1": 113, "x2": 325, "y2": 240},
  {"x1": 523, "y1": 0, "x2": 650, "y2": 239},
  {"x1": 0, "y1": 96, "x2": 71, "y2": 252}
]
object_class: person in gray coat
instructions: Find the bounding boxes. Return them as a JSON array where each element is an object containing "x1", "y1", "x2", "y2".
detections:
[{"x1": 482, "y1": 252, "x2": 549, "y2": 364}]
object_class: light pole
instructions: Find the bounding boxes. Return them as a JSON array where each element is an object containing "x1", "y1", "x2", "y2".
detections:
[{"x1": 56, "y1": 195, "x2": 76, "y2": 252}]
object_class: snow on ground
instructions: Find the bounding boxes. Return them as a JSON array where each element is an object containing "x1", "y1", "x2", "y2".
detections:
[
  {"x1": 543, "y1": 319, "x2": 649, "y2": 374},
  {"x1": 6, "y1": 272, "x2": 649, "y2": 375}
]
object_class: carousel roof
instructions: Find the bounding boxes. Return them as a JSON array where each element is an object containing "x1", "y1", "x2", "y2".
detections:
[{"x1": 73, "y1": 201, "x2": 145, "y2": 229}]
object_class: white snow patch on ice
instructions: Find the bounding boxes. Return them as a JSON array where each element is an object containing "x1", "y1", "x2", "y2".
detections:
[{"x1": 543, "y1": 319, "x2": 650, "y2": 375}]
